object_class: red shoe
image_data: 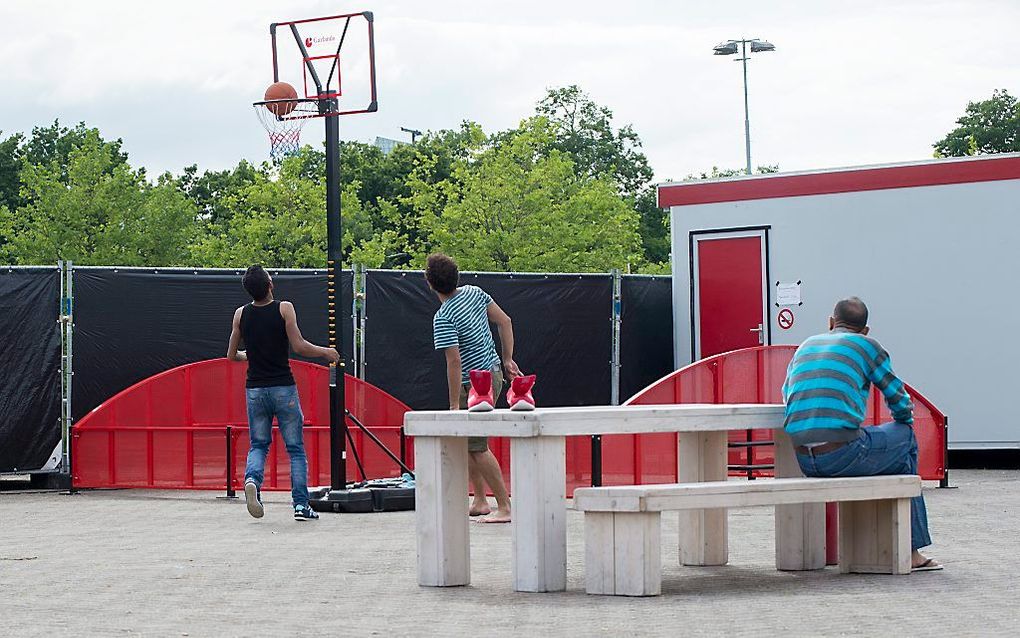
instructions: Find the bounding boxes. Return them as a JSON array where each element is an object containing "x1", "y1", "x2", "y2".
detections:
[
  {"x1": 507, "y1": 374, "x2": 536, "y2": 411},
  {"x1": 467, "y1": 369, "x2": 495, "y2": 412}
]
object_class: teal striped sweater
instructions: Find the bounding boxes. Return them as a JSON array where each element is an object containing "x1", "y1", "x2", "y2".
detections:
[{"x1": 782, "y1": 330, "x2": 913, "y2": 446}]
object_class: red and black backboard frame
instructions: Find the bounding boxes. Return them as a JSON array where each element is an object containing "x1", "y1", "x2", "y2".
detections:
[{"x1": 268, "y1": 11, "x2": 378, "y2": 117}]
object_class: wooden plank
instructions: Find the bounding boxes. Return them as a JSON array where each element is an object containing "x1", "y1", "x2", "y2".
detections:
[
  {"x1": 511, "y1": 436, "x2": 567, "y2": 592},
  {"x1": 415, "y1": 436, "x2": 470, "y2": 587},
  {"x1": 891, "y1": 498, "x2": 912, "y2": 575},
  {"x1": 839, "y1": 498, "x2": 913, "y2": 574},
  {"x1": 612, "y1": 512, "x2": 662, "y2": 596},
  {"x1": 677, "y1": 431, "x2": 728, "y2": 566},
  {"x1": 572, "y1": 475, "x2": 921, "y2": 510},
  {"x1": 404, "y1": 403, "x2": 785, "y2": 438},
  {"x1": 584, "y1": 512, "x2": 616, "y2": 595},
  {"x1": 773, "y1": 429, "x2": 826, "y2": 571}
]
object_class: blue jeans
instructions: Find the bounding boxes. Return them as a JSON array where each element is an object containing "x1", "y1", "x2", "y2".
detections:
[
  {"x1": 796, "y1": 421, "x2": 932, "y2": 551},
  {"x1": 244, "y1": 385, "x2": 309, "y2": 508}
]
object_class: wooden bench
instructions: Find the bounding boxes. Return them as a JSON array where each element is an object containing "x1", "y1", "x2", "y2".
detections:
[{"x1": 573, "y1": 475, "x2": 922, "y2": 596}]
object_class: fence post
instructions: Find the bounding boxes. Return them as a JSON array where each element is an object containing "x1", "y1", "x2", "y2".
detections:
[
  {"x1": 592, "y1": 270, "x2": 622, "y2": 487},
  {"x1": 355, "y1": 264, "x2": 367, "y2": 379},
  {"x1": 610, "y1": 268, "x2": 622, "y2": 405},
  {"x1": 59, "y1": 260, "x2": 76, "y2": 492}
]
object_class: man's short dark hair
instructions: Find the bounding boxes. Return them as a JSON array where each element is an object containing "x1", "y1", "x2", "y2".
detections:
[
  {"x1": 833, "y1": 296, "x2": 869, "y2": 330},
  {"x1": 243, "y1": 265, "x2": 272, "y2": 301},
  {"x1": 425, "y1": 253, "x2": 459, "y2": 295}
]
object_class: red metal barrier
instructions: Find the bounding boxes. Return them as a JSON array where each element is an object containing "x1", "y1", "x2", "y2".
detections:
[
  {"x1": 623, "y1": 345, "x2": 947, "y2": 481},
  {"x1": 72, "y1": 359, "x2": 412, "y2": 490}
]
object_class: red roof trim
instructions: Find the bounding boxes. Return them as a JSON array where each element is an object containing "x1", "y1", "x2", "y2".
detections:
[{"x1": 658, "y1": 156, "x2": 1020, "y2": 207}]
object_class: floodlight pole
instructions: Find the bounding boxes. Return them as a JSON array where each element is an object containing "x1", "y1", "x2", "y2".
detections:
[
  {"x1": 322, "y1": 95, "x2": 347, "y2": 491},
  {"x1": 739, "y1": 40, "x2": 752, "y2": 176},
  {"x1": 714, "y1": 37, "x2": 774, "y2": 176}
]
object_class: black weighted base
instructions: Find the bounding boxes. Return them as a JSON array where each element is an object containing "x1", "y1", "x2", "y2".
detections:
[
  {"x1": 370, "y1": 485, "x2": 415, "y2": 512},
  {"x1": 307, "y1": 479, "x2": 415, "y2": 513}
]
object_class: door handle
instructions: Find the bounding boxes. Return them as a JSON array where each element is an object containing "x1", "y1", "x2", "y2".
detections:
[{"x1": 749, "y1": 324, "x2": 764, "y2": 344}]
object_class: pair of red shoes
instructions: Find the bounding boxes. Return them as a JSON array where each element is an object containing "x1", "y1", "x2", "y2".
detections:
[{"x1": 468, "y1": 370, "x2": 536, "y2": 412}]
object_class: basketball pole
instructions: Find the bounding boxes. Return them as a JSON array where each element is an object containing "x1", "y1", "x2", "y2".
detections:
[{"x1": 323, "y1": 94, "x2": 347, "y2": 491}]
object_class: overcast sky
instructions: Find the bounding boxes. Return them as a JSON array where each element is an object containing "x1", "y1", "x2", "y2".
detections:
[{"x1": 2, "y1": 1, "x2": 1017, "y2": 182}]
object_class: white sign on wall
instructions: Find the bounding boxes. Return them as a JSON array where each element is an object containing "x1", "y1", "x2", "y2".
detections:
[{"x1": 776, "y1": 281, "x2": 802, "y2": 306}]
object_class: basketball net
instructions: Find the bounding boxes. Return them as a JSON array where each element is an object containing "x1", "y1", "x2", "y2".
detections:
[{"x1": 253, "y1": 104, "x2": 311, "y2": 159}]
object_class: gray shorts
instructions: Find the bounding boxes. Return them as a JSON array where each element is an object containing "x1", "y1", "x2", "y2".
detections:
[{"x1": 460, "y1": 366, "x2": 504, "y2": 453}]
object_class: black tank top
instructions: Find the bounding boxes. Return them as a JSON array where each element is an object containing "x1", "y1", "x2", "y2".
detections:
[{"x1": 240, "y1": 301, "x2": 295, "y2": 388}]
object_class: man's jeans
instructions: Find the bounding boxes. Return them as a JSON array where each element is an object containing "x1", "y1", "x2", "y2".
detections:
[
  {"x1": 796, "y1": 421, "x2": 932, "y2": 551},
  {"x1": 244, "y1": 385, "x2": 309, "y2": 508}
]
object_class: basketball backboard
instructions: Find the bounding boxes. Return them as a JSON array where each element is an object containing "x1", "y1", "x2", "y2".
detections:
[{"x1": 269, "y1": 11, "x2": 377, "y2": 116}]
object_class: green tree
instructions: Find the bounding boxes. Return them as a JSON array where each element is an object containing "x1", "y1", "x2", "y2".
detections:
[
  {"x1": 22, "y1": 120, "x2": 130, "y2": 182},
  {"x1": 177, "y1": 160, "x2": 262, "y2": 225},
  {"x1": 189, "y1": 150, "x2": 388, "y2": 268},
  {"x1": 934, "y1": 89, "x2": 1020, "y2": 156},
  {"x1": 0, "y1": 130, "x2": 195, "y2": 266},
  {"x1": 683, "y1": 164, "x2": 779, "y2": 180},
  {"x1": 534, "y1": 86, "x2": 668, "y2": 267},
  {"x1": 410, "y1": 118, "x2": 642, "y2": 272},
  {"x1": 0, "y1": 132, "x2": 23, "y2": 213}
]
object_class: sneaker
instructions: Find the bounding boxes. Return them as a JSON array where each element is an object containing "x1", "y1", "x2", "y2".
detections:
[
  {"x1": 293, "y1": 505, "x2": 319, "y2": 521},
  {"x1": 244, "y1": 479, "x2": 264, "y2": 519},
  {"x1": 507, "y1": 374, "x2": 537, "y2": 411},
  {"x1": 467, "y1": 369, "x2": 495, "y2": 412}
]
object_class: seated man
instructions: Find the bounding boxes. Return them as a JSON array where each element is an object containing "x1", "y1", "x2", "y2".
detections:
[{"x1": 783, "y1": 297, "x2": 941, "y2": 571}]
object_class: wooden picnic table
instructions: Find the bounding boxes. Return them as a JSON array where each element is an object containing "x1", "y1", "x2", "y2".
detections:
[{"x1": 405, "y1": 403, "x2": 825, "y2": 593}]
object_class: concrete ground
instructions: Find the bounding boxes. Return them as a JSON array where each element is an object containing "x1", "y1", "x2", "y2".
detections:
[{"x1": 0, "y1": 470, "x2": 1016, "y2": 637}]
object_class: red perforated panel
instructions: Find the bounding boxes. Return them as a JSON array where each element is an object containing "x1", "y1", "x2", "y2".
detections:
[
  {"x1": 623, "y1": 345, "x2": 946, "y2": 483},
  {"x1": 72, "y1": 359, "x2": 412, "y2": 490}
]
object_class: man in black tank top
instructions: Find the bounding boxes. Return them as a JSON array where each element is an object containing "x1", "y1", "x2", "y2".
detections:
[{"x1": 226, "y1": 265, "x2": 341, "y2": 521}]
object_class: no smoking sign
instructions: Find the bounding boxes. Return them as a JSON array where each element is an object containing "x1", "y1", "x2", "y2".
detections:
[{"x1": 777, "y1": 308, "x2": 795, "y2": 330}]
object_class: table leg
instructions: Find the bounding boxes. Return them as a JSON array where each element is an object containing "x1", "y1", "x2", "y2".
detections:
[
  {"x1": 677, "y1": 431, "x2": 728, "y2": 565},
  {"x1": 415, "y1": 436, "x2": 470, "y2": 586},
  {"x1": 773, "y1": 429, "x2": 826, "y2": 570},
  {"x1": 510, "y1": 436, "x2": 567, "y2": 592}
]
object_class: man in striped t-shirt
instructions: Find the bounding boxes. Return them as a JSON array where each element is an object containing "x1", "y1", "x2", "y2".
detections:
[
  {"x1": 783, "y1": 297, "x2": 940, "y2": 571},
  {"x1": 426, "y1": 253, "x2": 521, "y2": 523}
]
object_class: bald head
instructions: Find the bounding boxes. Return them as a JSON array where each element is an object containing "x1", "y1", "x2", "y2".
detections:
[{"x1": 832, "y1": 297, "x2": 869, "y2": 333}]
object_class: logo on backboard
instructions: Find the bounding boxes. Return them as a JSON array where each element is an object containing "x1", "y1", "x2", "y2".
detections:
[{"x1": 304, "y1": 35, "x2": 337, "y2": 49}]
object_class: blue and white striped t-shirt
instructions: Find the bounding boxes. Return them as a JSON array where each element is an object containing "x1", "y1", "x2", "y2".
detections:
[
  {"x1": 433, "y1": 285, "x2": 500, "y2": 383},
  {"x1": 782, "y1": 330, "x2": 913, "y2": 446}
]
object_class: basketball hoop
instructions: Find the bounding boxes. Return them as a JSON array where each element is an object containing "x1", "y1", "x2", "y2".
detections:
[{"x1": 252, "y1": 98, "x2": 324, "y2": 159}]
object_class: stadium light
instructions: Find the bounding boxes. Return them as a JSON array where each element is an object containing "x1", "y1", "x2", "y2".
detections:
[{"x1": 712, "y1": 38, "x2": 776, "y2": 175}]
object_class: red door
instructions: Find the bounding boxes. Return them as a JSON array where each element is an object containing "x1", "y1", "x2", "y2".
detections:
[{"x1": 693, "y1": 231, "x2": 768, "y2": 358}]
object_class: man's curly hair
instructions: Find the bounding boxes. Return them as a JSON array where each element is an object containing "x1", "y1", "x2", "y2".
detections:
[{"x1": 425, "y1": 253, "x2": 459, "y2": 295}]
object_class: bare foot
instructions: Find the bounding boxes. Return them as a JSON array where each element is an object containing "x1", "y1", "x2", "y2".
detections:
[
  {"x1": 477, "y1": 509, "x2": 511, "y2": 524},
  {"x1": 470, "y1": 498, "x2": 491, "y2": 516}
]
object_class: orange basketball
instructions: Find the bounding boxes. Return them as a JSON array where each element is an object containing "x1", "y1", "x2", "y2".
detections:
[{"x1": 264, "y1": 82, "x2": 298, "y2": 117}]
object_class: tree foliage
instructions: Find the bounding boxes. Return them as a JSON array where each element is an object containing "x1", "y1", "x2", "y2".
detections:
[
  {"x1": 0, "y1": 130, "x2": 194, "y2": 266},
  {"x1": 1, "y1": 88, "x2": 676, "y2": 272},
  {"x1": 411, "y1": 118, "x2": 641, "y2": 272},
  {"x1": 934, "y1": 89, "x2": 1020, "y2": 156}
]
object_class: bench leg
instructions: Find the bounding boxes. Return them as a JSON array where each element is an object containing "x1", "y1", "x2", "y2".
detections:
[
  {"x1": 838, "y1": 498, "x2": 911, "y2": 575},
  {"x1": 677, "y1": 431, "x2": 728, "y2": 565},
  {"x1": 585, "y1": 511, "x2": 662, "y2": 596},
  {"x1": 415, "y1": 436, "x2": 470, "y2": 586},
  {"x1": 773, "y1": 430, "x2": 826, "y2": 570},
  {"x1": 511, "y1": 436, "x2": 567, "y2": 592}
]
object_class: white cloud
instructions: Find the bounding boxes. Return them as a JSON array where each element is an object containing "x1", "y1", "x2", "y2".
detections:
[{"x1": 1, "y1": 0, "x2": 1016, "y2": 180}]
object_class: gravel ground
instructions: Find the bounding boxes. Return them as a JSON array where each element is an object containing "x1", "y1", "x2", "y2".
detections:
[{"x1": 0, "y1": 470, "x2": 1015, "y2": 637}]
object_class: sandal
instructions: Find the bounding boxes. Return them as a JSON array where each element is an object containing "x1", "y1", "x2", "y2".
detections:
[{"x1": 912, "y1": 558, "x2": 944, "y2": 572}]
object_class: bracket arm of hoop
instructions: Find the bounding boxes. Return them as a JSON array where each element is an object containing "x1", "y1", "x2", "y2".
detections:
[{"x1": 291, "y1": 23, "x2": 324, "y2": 96}]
